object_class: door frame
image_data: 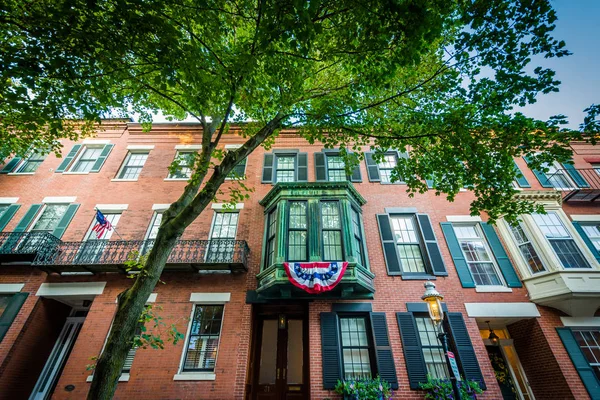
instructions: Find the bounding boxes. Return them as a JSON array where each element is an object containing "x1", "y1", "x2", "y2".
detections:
[{"x1": 483, "y1": 338, "x2": 535, "y2": 400}]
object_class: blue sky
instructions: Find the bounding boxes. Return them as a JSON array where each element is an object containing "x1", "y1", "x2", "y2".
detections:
[{"x1": 518, "y1": 0, "x2": 600, "y2": 128}]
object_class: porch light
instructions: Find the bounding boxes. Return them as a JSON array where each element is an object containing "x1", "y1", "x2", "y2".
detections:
[
  {"x1": 422, "y1": 281, "x2": 444, "y2": 325},
  {"x1": 486, "y1": 321, "x2": 500, "y2": 346}
]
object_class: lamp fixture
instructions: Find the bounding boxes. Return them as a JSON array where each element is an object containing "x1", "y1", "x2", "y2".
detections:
[
  {"x1": 486, "y1": 321, "x2": 500, "y2": 346},
  {"x1": 421, "y1": 281, "x2": 444, "y2": 326}
]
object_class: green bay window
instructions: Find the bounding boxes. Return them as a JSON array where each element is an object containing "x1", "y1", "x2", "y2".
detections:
[
  {"x1": 265, "y1": 209, "x2": 277, "y2": 268},
  {"x1": 321, "y1": 201, "x2": 343, "y2": 261},
  {"x1": 288, "y1": 201, "x2": 308, "y2": 261}
]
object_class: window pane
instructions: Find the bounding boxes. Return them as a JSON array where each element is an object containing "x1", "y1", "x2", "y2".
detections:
[
  {"x1": 321, "y1": 202, "x2": 340, "y2": 229},
  {"x1": 533, "y1": 213, "x2": 590, "y2": 269},
  {"x1": 582, "y1": 224, "x2": 600, "y2": 251},
  {"x1": 340, "y1": 317, "x2": 372, "y2": 381},
  {"x1": 416, "y1": 317, "x2": 449, "y2": 380},
  {"x1": 455, "y1": 224, "x2": 502, "y2": 286},
  {"x1": 391, "y1": 215, "x2": 425, "y2": 273},
  {"x1": 169, "y1": 151, "x2": 194, "y2": 179},
  {"x1": 533, "y1": 213, "x2": 570, "y2": 238},
  {"x1": 32, "y1": 204, "x2": 69, "y2": 232},
  {"x1": 289, "y1": 202, "x2": 307, "y2": 229},
  {"x1": 119, "y1": 152, "x2": 148, "y2": 179},
  {"x1": 323, "y1": 231, "x2": 342, "y2": 261},
  {"x1": 288, "y1": 231, "x2": 307, "y2": 261},
  {"x1": 550, "y1": 240, "x2": 591, "y2": 268},
  {"x1": 378, "y1": 154, "x2": 397, "y2": 183},
  {"x1": 0, "y1": 294, "x2": 12, "y2": 317},
  {"x1": 72, "y1": 147, "x2": 102, "y2": 172},
  {"x1": 183, "y1": 305, "x2": 224, "y2": 372}
]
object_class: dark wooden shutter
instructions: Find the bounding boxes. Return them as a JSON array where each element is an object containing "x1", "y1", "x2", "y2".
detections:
[
  {"x1": 446, "y1": 312, "x2": 486, "y2": 389},
  {"x1": 14, "y1": 204, "x2": 42, "y2": 233},
  {"x1": 377, "y1": 214, "x2": 402, "y2": 275},
  {"x1": 0, "y1": 204, "x2": 20, "y2": 232},
  {"x1": 396, "y1": 312, "x2": 427, "y2": 389},
  {"x1": 440, "y1": 222, "x2": 475, "y2": 288},
  {"x1": 369, "y1": 313, "x2": 398, "y2": 389},
  {"x1": 0, "y1": 158, "x2": 21, "y2": 174},
  {"x1": 572, "y1": 221, "x2": 600, "y2": 262},
  {"x1": 56, "y1": 144, "x2": 82, "y2": 173},
  {"x1": 513, "y1": 160, "x2": 530, "y2": 188},
  {"x1": 296, "y1": 153, "x2": 308, "y2": 182},
  {"x1": 314, "y1": 152, "x2": 327, "y2": 181},
  {"x1": 557, "y1": 327, "x2": 600, "y2": 399},
  {"x1": 0, "y1": 292, "x2": 29, "y2": 342},
  {"x1": 51, "y1": 204, "x2": 79, "y2": 239},
  {"x1": 320, "y1": 312, "x2": 342, "y2": 389},
  {"x1": 416, "y1": 214, "x2": 447, "y2": 276},
  {"x1": 262, "y1": 153, "x2": 274, "y2": 183},
  {"x1": 365, "y1": 152, "x2": 380, "y2": 182},
  {"x1": 90, "y1": 144, "x2": 114, "y2": 172},
  {"x1": 561, "y1": 160, "x2": 590, "y2": 188},
  {"x1": 480, "y1": 222, "x2": 522, "y2": 287},
  {"x1": 348, "y1": 152, "x2": 362, "y2": 182},
  {"x1": 523, "y1": 156, "x2": 553, "y2": 188}
]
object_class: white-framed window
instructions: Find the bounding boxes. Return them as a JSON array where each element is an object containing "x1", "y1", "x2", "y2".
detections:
[
  {"x1": 31, "y1": 204, "x2": 69, "y2": 233},
  {"x1": 572, "y1": 329, "x2": 600, "y2": 381},
  {"x1": 454, "y1": 224, "x2": 504, "y2": 286},
  {"x1": 390, "y1": 215, "x2": 426, "y2": 273},
  {"x1": 532, "y1": 212, "x2": 590, "y2": 269},
  {"x1": 275, "y1": 155, "x2": 296, "y2": 182},
  {"x1": 339, "y1": 316, "x2": 374, "y2": 380},
  {"x1": 207, "y1": 212, "x2": 239, "y2": 263},
  {"x1": 507, "y1": 222, "x2": 547, "y2": 274},
  {"x1": 70, "y1": 146, "x2": 104, "y2": 173},
  {"x1": 378, "y1": 153, "x2": 398, "y2": 184},
  {"x1": 168, "y1": 151, "x2": 195, "y2": 179},
  {"x1": 581, "y1": 224, "x2": 600, "y2": 252},
  {"x1": 225, "y1": 145, "x2": 247, "y2": 180},
  {"x1": 415, "y1": 316, "x2": 449, "y2": 379},
  {"x1": 16, "y1": 150, "x2": 48, "y2": 173},
  {"x1": 326, "y1": 154, "x2": 346, "y2": 182},
  {"x1": 116, "y1": 152, "x2": 149, "y2": 180},
  {"x1": 181, "y1": 304, "x2": 224, "y2": 372},
  {"x1": 544, "y1": 161, "x2": 576, "y2": 190}
]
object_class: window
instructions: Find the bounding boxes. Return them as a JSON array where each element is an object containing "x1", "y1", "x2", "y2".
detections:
[
  {"x1": 207, "y1": 212, "x2": 239, "y2": 262},
  {"x1": 31, "y1": 204, "x2": 69, "y2": 233},
  {"x1": 508, "y1": 222, "x2": 546, "y2": 274},
  {"x1": 532, "y1": 212, "x2": 590, "y2": 269},
  {"x1": 543, "y1": 162, "x2": 575, "y2": 190},
  {"x1": 573, "y1": 330, "x2": 600, "y2": 381},
  {"x1": 0, "y1": 294, "x2": 12, "y2": 317},
  {"x1": 265, "y1": 209, "x2": 277, "y2": 268},
  {"x1": 581, "y1": 224, "x2": 600, "y2": 252},
  {"x1": 142, "y1": 212, "x2": 163, "y2": 254},
  {"x1": 351, "y1": 208, "x2": 365, "y2": 265},
  {"x1": 378, "y1": 153, "x2": 397, "y2": 184},
  {"x1": 71, "y1": 146, "x2": 104, "y2": 173},
  {"x1": 390, "y1": 215, "x2": 426, "y2": 273},
  {"x1": 415, "y1": 317, "x2": 449, "y2": 380},
  {"x1": 16, "y1": 150, "x2": 47, "y2": 173},
  {"x1": 276, "y1": 156, "x2": 296, "y2": 182},
  {"x1": 327, "y1": 155, "x2": 346, "y2": 182},
  {"x1": 288, "y1": 202, "x2": 308, "y2": 261},
  {"x1": 321, "y1": 201, "x2": 343, "y2": 261},
  {"x1": 116, "y1": 152, "x2": 149, "y2": 180},
  {"x1": 454, "y1": 224, "x2": 503, "y2": 286},
  {"x1": 593, "y1": 164, "x2": 600, "y2": 177},
  {"x1": 339, "y1": 316, "x2": 374, "y2": 380},
  {"x1": 227, "y1": 158, "x2": 247, "y2": 179},
  {"x1": 182, "y1": 305, "x2": 224, "y2": 372},
  {"x1": 168, "y1": 151, "x2": 195, "y2": 179},
  {"x1": 78, "y1": 212, "x2": 122, "y2": 263}
]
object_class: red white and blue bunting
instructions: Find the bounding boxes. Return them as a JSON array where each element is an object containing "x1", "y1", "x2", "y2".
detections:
[{"x1": 283, "y1": 261, "x2": 348, "y2": 294}]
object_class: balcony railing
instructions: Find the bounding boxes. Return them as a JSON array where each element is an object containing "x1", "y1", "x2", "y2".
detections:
[
  {"x1": 0, "y1": 233, "x2": 249, "y2": 274},
  {"x1": 545, "y1": 168, "x2": 600, "y2": 202},
  {"x1": 0, "y1": 232, "x2": 62, "y2": 262}
]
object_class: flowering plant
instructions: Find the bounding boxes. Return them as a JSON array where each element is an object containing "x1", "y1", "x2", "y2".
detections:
[
  {"x1": 419, "y1": 375, "x2": 483, "y2": 399},
  {"x1": 334, "y1": 376, "x2": 393, "y2": 399}
]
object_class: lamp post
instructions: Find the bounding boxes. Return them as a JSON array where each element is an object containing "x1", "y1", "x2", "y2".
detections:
[{"x1": 422, "y1": 281, "x2": 462, "y2": 400}]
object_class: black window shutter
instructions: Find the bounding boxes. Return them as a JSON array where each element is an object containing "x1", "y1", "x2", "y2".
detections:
[
  {"x1": 0, "y1": 292, "x2": 29, "y2": 342},
  {"x1": 320, "y1": 312, "x2": 342, "y2": 389},
  {"x1": 262, "y1": 153, "x2": 274, "y2": 183},
  {"x1": 365, "y1": 152, "x2": 380, "y2": 182},
  {"x1": 369, "y1": 312, "x2": 398, "y2": 389},
  {"x1": 446, "y1": 312, "x2": 486, "y2": 389},
  {"x1": 315, "y1": 152, "x2": 327, "y2": 181},
  {"x1": 557, "y1": 327, "x2": 600, "y2": 399},
  {"x1": 297, "y1": 153, "x2": 308, "y2": 182},
  {"x1": 416, "y1": 214, "x2": 447, "y2": 276},
  {"x1": 376, "y1": 214, "x2": 402, "y2": 275},
  {"x1": 348, "y1": 152, "x2": 362, "y2": 182},
  {"x1": 396, "y1": 312, "x2": 427, "y2": 389}
]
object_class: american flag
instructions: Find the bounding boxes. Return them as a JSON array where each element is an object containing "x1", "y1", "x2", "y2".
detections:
[{"x1": 92, "y1": 210, "x2": 113, "y2": 239}]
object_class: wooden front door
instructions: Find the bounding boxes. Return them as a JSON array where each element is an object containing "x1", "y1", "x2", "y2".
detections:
[{"x1": 252, "y1": 313, "x2": 307, "y2": 400}]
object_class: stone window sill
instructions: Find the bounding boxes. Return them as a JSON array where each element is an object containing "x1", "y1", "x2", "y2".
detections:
[
  {"x1": 475, "y1": 285, "x2": 512, "y2": 293},
  {"x1": 87, "y1": 373, "x2": 129, "y2": 382},
  {"x1": 173, "y1": 372, "x2": 216, "y2": 381},
  {"x1": 111, "y1": 178, "x2": 139, "y2": 182}
]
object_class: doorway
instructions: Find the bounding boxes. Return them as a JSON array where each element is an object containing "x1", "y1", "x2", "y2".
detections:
[{"x1": 249, "y1": 304, "x2": 308, "y2": 400}]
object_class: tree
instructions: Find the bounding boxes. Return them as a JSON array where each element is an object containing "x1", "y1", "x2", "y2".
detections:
[{"x1": 0, "y1": 0, "x2": 590, "y2": 398}]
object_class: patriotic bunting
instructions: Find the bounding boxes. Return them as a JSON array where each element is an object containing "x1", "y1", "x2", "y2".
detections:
[{"x1": 283, "y1": 261, "x2": 348, "y2": 294}]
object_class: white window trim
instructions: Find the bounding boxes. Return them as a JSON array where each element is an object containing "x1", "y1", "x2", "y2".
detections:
[
  {"x1": 446, "y1": 215, "x2": 483, "y2": 223},
  {"x1": 0, "y1": 283, "x2": 25, "y2": 293},
  {"x1": 87, "y1": 374, "x2": 129, "y2": 383},
  {"x1": 560, "y1": 317, "x2": 600, "y2": 327},
  {"x1": 63, "y1": 144, "x2": 106, "y2": 174},
  {"x1": 0, "y1": 197, "x2": 19, "y2": 204},
  {"x1": 546, "y1": 160, "x2": 578, "y2": 191},
  {"x1": 474, "y1": 285, "x2": 512, "y2": 293},
  {"x1": 143, "y1": 212, "x2": 163, "y2": 240},
  {"x1": 211, "y1": 203, "x2": 244, "y2": 210},
  {"x1": 95, "y1": 204, "x2": 128, "y2": 211},
  {"x1": 224, "y1": 144, "x2": 242, "y2": 150},
  {"x1": 43, "y1": 197, "x2": 77, "y2": 204},
  {"x1": 174, "y1": 293, "x2": 230, "y2": 381},
  {"x1": 113, "y1": 150, "x2": 150, "y2": 181},
  {"x1": 175, "y1": 144, "x2": 202, "y2": 150},
  {"x1": 570, "y1": 215, "x2": 600, "y2": 222},
  {"x1": 82, "y1": 139, "x2": 111, "y2": 145},
  {"x1": 126, "y1": 145, "x2": 155, "y2": 151},
  {"x1": 152, "y1": 204, "x2": 171, "y2": 211},
  {"x1": 465, "y1": 302, "x2": 540, "y2": 318}
]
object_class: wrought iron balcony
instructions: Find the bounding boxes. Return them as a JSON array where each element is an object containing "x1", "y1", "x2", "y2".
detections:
[
  {"x1": 0, "y1": 232, "x2": 61, "y2": 263},
  {"x1": 545, "y1": 168, "x2": 600, "y2": 202}
]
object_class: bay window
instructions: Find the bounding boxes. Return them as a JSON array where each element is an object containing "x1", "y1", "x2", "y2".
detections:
[
  {"x1": 288, "y1": 202, "x2": 308, "y2": 261},
  {"x1": 532, "y1": 212, "x2": 590, "y2": 269},
  {"x1": 321, "y1": 202, "x2": 343, "y2": 261},
  {"x1": 508, "y1": 222, "x2": 546, "y2": 274}
]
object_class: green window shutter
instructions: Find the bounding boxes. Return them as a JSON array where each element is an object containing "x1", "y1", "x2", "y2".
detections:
[
  {"x1": 90, "y1": 144, "x2": 114, "y2": 172},
  {"x1": 376, "y1": 214, "x2": 402, "y2": 275},
  {"x1": 314, "y1": 152, "x2": 327, "y2": 181},
  {"x1": 0, "y1": 204, "x2": 20, "y2": 232},
  {"x1": 365, "y1": 152, "x2": 380, "y2": 182},
  {"x1": 55, "y1": 144, "x2": 82, "y2": 173},
  {"x1": 440, "y1": 222, "x2": 475, "y2": 288},
  {"x1": 14, "y1": 204, "x2": 42, "y2": 233},
  {"x1": 51, "y1": 204, "x2": 79, "y2": 239},
  {"x1": 513, "y1": 160, "x2": 530, "y2": 188},
  {"x1": 0, "y1": 292, "x2": 29, "y2": 342},
  {"x1": 416, "y1": 214, "x2": 447, "y2": 276},
  {"x1": 557, "y1": 327, "x2": 600, "y2": 399},
  {"x1": 350, "y1": 165, "x2": 362, "y2": 182},
  {"x1": 0, "y1": 158, "x2": 21, "y2": 174},
  {"x1": 396, "y1": 312, "x2": 427, "y2": 389},
  {"x1": 296, "y1": 153, "x2": 308, "y2": 182},
  {"x1": 262, "y1": 154, "x2": 274, "y2": 183},
  {"x1": 369, "y1": 312, "x2": 398, "y2": 389},
  {"x1": 572, "y1": 222, "x2": 600, "y2": 263},
  {"x1": 523, "y1": 156, "x2": 553, "y2": 188},
  {"x1": 480, "y1": 222, "x2": 522, "y2": 287},
  {"x1": 320, "y1": 312, "x2": 342, "y2": 389},
  {"x1": 561, "y1": 160, "x2": 590, "y2": 188},
  {"x1": 446, "y1": 312, "x2": 486, "y2": 390}
]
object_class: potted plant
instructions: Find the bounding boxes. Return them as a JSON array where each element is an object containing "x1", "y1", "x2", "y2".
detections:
[
  {"x1": 334, "y1": 376, "x2": 393, "y2": 400},
  {"x1": 419, "y1": 375, "x2": 483, "y2": 399}
]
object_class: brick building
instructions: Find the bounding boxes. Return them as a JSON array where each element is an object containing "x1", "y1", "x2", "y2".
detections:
[{"x1": 0, "y1": 120, "x2": 599, "y2": 399}]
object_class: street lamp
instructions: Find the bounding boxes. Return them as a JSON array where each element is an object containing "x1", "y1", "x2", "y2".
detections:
[{"x1": 422, "y1": 281, "x2": 462, "y2": 400}]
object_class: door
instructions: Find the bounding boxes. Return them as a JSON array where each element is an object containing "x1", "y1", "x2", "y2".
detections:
[
  {"x1": 486, "y1": 342, "x2": 535, "y2": 400},
  {"x1": 29, "y1": 317, "x2": 85, "y2": 400},
  {"x1": 253, "y1": 315, "x2": 307, "y2": 400}
]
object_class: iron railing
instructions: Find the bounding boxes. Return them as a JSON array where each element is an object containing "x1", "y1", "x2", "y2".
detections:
[
  {"x1": 546, "y1": 168, "x2": 600, "y2": 202},
  {"x1": 0, "y1": 232, "x2": 60, "y2": 256}
]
